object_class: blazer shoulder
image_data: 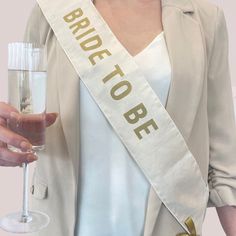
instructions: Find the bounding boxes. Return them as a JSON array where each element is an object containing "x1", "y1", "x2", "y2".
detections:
[
  {"x1": 190, "y1": 0, "x2": 225, "y2": 31},
  {"x1": 191, "y1": 0, "x2": 221, "y2": 30},
  {"x1": 24, "y1": 3, "x2": 51, "y2": 45},
  {"x1": 190, "y1": 0, "x2": 226, "y2": 61},
  {"x1": 191, "y1": 0, "x2": 218, "y2": 13}
]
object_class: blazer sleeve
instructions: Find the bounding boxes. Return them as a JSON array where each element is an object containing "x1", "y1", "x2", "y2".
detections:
[
  {"x1": 207, "y1": 6, "x2": 236, "y2": 208},
  {"x1": 23, "y1": 3, "x2": 51, "y2": 45}
]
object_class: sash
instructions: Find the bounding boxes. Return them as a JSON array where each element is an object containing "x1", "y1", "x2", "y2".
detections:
[{"x1": 36, "y1": 0, "x2": 209, "y2": 233}]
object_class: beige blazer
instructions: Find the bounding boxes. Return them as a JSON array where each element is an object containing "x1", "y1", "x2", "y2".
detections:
[{"x1": 23, "y1": 0, "x2": 236, "y2": 235}]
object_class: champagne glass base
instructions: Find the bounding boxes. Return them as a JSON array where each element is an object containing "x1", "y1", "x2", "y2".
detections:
[{"x1": 0, "y1": 211, "x2": 50, "y2": 233}]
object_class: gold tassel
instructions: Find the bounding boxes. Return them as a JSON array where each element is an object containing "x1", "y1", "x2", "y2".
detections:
[{"x1": 176, "y1": 217, "x2": 199, "y2": 236}]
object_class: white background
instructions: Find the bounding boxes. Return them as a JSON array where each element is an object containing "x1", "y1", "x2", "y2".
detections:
[{"x1": 0, "y1": 0, "x2": 235, "y2": 235}]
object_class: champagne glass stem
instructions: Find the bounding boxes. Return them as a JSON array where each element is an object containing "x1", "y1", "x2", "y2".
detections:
[{"x1": 20, "y1": 162, "x2": 32, "y2": 223}]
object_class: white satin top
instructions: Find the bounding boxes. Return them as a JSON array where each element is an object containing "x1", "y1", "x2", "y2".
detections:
[{"x1": 76, "y1": 31, "x2": 172, "y2": 236}]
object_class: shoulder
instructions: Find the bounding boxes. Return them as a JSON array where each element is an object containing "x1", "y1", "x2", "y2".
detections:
[
  {"x1": 191, "y1": 0, "x2": 219, "y2": 16},
  {"x1": 24, "y1": 3, "x2": 51, "y2": 45},
  {"x1": 190, "y1": 0, "x2": 227, "y2": 37},
  {"x1": 190, "y1": 0, "x2": 228, "y2": 60},
  {"x1": 191, "y1": 0, "x2": 227, "y2": 28}
]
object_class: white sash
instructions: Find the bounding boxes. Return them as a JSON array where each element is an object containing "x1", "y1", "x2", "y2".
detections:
[{"x1": 36, "y1": 0, "x2": 209, "y2": 233}]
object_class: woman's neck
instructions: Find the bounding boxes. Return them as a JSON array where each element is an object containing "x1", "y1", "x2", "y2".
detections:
[{"x1": 94, "y1": 0, "x2": 159, "y2": 7}]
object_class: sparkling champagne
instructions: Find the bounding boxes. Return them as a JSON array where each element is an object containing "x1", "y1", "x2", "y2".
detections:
[{"x1": 7, "y1": 70, "x2": 47, "y2": 151}]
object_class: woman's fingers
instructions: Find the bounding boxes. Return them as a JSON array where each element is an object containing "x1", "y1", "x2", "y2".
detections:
[
  {"x1": 0, "y1": 117, "x2": 7, "y2": 148},
  {"x1": 0, "y1": 102, "x2": 58, "y2": 167},
  {"x1": 0, "y1": 102, "x2": 19, "y2": 120},
  {"x1": 7, "y1": 112, "x2": 58, "y2": 130},
  {"x1": 0, "y1": 102, "x2": 58, "y2": 151},
  {"x1": 0, "y1": 106, "x2": 37, "y2": 166},
  {"x1": 0, "y1": 117, "x2": 7, "y2": 127},
  {"x1": 0, "y1": 141, "x2": 7, "y2": 148},
  {"x1": 0, "y1": 125, "x2": 32, "y2": 152},
  {"x1": 9, "y1": 112, "x2": 45, "y2": 133},
  {"x1": 0, "y1": 102, "x2": 58, "y2": 128},
  {"x1": 6, "y1": 112, "x2": 58, "y2": 146},
  {"x1": 0, "y1": 147, "x2": 37, "y2": 166},
  {"x1": 0, "y1": 159, "x2": 21, "y2": 167},
  {"x1": 46, "y1": 112, "x2": 59, "y2": 127}
]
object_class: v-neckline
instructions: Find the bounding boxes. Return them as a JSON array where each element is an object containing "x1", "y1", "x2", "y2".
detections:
[
  {"x1": 91, "y1": 0, "x2": 164, "y2": 58},
  {"x1": 133, "y1": 31, "x2": 164, "y2": 58}
]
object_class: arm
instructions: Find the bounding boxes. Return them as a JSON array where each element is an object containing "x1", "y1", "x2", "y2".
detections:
[
  {"x1": 207, "y1": 5, "x2": 236, "y2": 235},
  {"x1": 216, "y1": 206, "x2": 236, "y2": 236}
]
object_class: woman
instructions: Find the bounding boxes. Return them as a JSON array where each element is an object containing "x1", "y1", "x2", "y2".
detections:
[{"x1": 0, "y1": 0, "x2": 236, "y2": 235}]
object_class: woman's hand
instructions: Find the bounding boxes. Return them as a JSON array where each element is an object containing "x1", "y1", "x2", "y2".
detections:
[{"x1": 0, "y1": 102, "x2": 58, "y2": 167}]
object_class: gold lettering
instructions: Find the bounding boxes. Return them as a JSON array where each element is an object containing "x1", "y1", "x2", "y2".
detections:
[
  {"x1": 123, "y1": 103, "x2": 147, "y2": 124},
  {"x1": 134, "y1": 119, "x2": 158, "y2": 140},
  {"x1": 70, "y1": 18, "x2": 90, "y2": 34},
  {"x1": 76, "y1": 28, "x2": 96, "y2": 40},
  {"x1": 110, "y1": 81, "x2": 132, "y2": 100},
  {"x1": 64, "y1": 9, "x2": 112, "y2": 65},
  {"x1": 89, "y1": 49, "x2": 112, "y2": 65},
  {"x1": 103, "y1": 64, "x2": 124, "y2": 83},
  {"x1": 80, "y1": 35, "x2": 102, "y2": 51},
  {"x1": 63, "y1": 8, "x2": 83, "y2": 23}
]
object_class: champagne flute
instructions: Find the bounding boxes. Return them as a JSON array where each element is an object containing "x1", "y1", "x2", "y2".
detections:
[{"x1": 0, "y1": 42, "x2": 50, "y2": 233}]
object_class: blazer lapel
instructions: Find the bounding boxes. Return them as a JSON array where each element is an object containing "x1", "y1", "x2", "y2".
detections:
[
  {"x1": 143, "y1": 0, "x2": 207, "y2": 235},
  {"x1": 163, "y1": 0, "x2": 206, "y2": 141}
]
